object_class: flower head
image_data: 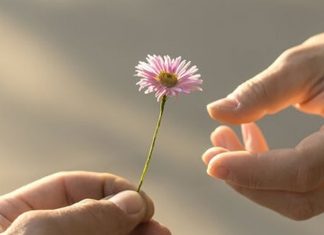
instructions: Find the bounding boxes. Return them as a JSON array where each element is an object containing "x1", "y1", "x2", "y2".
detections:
[{"x1": 135, "y1": 55, "x2": 203, "y2": 101}]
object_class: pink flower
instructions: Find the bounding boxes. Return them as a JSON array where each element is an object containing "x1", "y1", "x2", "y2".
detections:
[{"x1": 135, "y1": 55, "x2": 203, "y2": 101}]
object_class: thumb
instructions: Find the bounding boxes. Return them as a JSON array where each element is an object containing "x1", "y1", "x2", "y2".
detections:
[
  {"x1": 53, "y1": 190, "x2": 154, "y2": 235},
  {"x1": 207, "y1": 126, "x2": 324, "y2": 192},
  {"x1": 207, "y1": 46, "x2": 314, "y2": 124}
]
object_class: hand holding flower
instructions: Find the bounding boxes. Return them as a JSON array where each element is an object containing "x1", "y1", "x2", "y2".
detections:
[{"x1": 0, "y1": 172, "x2": 170, "y2": 235}]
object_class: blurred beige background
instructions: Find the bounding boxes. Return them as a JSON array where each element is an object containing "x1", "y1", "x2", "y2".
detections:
[{"x1": 0, "y1": 0, "x2": 323, "y2": 234}]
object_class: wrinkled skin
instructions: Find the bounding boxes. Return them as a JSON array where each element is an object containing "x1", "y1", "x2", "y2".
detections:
[
  {"x1": 0, "y1": 171, "x2": 171, "y2": 235},
  {"x1": 203, "y1": 33, "x2": 324, "y2": 220}
]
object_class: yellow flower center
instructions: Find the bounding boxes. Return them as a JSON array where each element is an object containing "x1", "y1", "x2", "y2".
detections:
[{"x1": 157, "y1": 72, "x2": 178, "y2": 88}]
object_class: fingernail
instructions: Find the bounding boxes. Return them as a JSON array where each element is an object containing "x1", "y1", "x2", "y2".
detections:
[
  {"x1": 108, "y1": 190, "x2": 144, "y2": 215},
  {"x1": 207, "y1": 165, "x2": 229, "y2": 180},
  {"x1": 207, "y1": 97, "x2": 239, "y2": 111}
]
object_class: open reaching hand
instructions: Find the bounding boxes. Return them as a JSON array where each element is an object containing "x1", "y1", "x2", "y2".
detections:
[{"x1": 203, "y1": 33, "x2": 324, "y2": 220}]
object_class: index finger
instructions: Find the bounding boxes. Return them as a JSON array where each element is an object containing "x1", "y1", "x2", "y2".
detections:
[
  {"x1": 0, "y1": 171, "x2": 135, "y2": 222},
  {"x1": 207, "y1": 127, "x2": 324, "y2": 192}
]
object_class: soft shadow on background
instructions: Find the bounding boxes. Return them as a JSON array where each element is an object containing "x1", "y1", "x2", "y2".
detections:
[{"x1": 0, "y1": 0, "x2": 323, "y2": 234}]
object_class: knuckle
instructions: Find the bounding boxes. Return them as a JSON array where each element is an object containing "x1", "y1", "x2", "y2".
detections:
[
  {"x1": 279, "y1": 45, "x2": 310, "y2": 64},
  {"x1": 17, "y1": 210, "x2": 39, "y2": 222},
  {"x1": 279, "y1": 45, "x2": 319, "y2": 73},
  {"x1": 237, "y1": 78, "x2": 271, "y2": 104},
  {"x1": 280, "y1": 47, "x2": 301, "y2": 62},
  {"x1": 51, "y1": 171, "x2": 70, "y2": 180},
  {"x1": 77, "y1": 199, "x2": 112, "y2": 227},
  {"x1": 79, "y1": 198, "x2": 100, "y2": 205},
  {"x1": 16, "y1": 211, "x2": 51, "y2": 229},
  {"x1": 53, "y1": 171, "x2": 69, "y2": 176},
  {"x1": 286, "y1": 196, "x2": 315, "y2": 221},
  {"x1": 303, "y1": 33, "x2": 324, "y2": 45},
  {"x1": 28, "y1": 213, "x2": 57, "y2": 233}
]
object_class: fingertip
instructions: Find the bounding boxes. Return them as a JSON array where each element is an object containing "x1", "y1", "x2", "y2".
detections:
[
  {"x1": 108, "y1": 190, "x2": 145, "y2": 215},
  {"x1": 210, "y1": 125, "x2": 232, "y2": 144},
  {"x1": 207, "y1": 150, "x2": 253, "y2": 180},
  {"x1": 207, "y1": 98, "x2": 240, "y2": 122},
  {"x1": 207, "y1": 96, "x2": 267, "y2": 124},
  {"x1": 210, "y1": 126, "x2": 244, "y2": 151},
  {"x1": 201, "y1": 147, "x2": 228, "y2": 165},
  {"x1": 138, "y1": 191, "x2": 154, "y2": 221},
  {"x1": 207, "y1": 159, "x2": 229, "y2": 180},
  {"x1": 207, "y1": 98, "x2": 239, "y2": 113}
]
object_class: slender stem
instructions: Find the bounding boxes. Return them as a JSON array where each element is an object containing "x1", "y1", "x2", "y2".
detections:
[{"x1": 137, "y1": 95, "x2": 167, "y2": 192}]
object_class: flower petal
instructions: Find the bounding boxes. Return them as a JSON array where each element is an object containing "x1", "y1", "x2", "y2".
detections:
[{"x1": 135, "y1": 55, "x2": 203, "y2": 101}]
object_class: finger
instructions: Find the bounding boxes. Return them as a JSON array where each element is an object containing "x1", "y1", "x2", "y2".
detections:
[
  {"x1": 202, "y1": 147, "x2": 229, "y2": 165},
  {"x1": 295, "y1": 91, "x2": 324, "y2": 116},
  {"x1": 210, "y1": 125, "x2": 244, "y2": 150},
  {"x1": 207, "y1": 126, "x2": 324, "y2": 192},
  {"x1": 241, "y1": 123, "x2": 269, "y2": 153},
  {"x1": 0, "y1": 171, "x2": 135, "y2": 226},
  {"x1": 5, "y1": 190, "x2": 154, "y2": 235},
  {"x1": 230, "y1": 183, "x2": 324, "y2": 220},
  {"x1": 207, "y1": 45, "x2": 320, "y2": 124},
  {"x1": 56, "y1": 190, "x2": 154, "y2": 235},
  {"x1": 130, "y1": 220, "x2": 172, "y2": 235},
  {"x1": 296, "y1": 35, "x2": 324, "y2": 117},
  {"x1": 302, "y1": 33, "x2": 324, "y2": 45}
]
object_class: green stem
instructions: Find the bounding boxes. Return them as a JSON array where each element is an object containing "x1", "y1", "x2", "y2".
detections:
[{"x1": 137, "y1": 95, "x2": 167, "y2": 192}]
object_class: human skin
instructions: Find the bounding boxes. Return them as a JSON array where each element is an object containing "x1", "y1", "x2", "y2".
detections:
[
  {"x1": 0, "y1": 171, "x2": 171, "y2": 235},
  {"x1": 203, "y1": 33, "x2": 324, "y2": 220}
]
